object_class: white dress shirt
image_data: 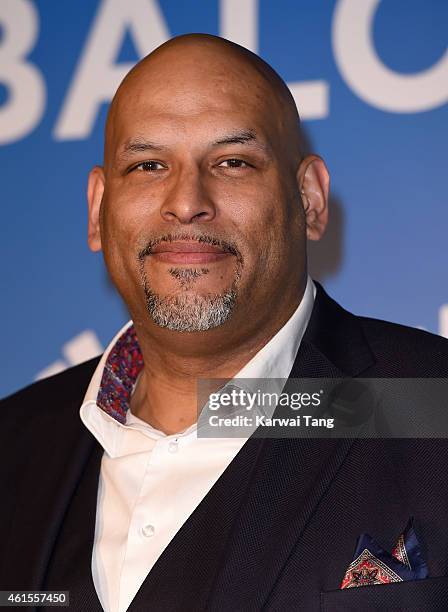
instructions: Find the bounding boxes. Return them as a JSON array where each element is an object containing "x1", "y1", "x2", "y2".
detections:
[{"x1": 79, "y1": 276, "x2": 316, "y2": 612}]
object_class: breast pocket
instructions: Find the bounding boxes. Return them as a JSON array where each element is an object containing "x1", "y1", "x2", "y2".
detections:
[{"x1": 320, "y1": 576, "x2": 448, "y2": 611}]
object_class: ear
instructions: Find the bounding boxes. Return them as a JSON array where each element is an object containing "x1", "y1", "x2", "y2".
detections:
[
  {"x1": 296, "y1": 154, "x2": 330, "y2": 241},
  {"x1": 87, "y1": 165, "x2": 105, "y2": 252}
]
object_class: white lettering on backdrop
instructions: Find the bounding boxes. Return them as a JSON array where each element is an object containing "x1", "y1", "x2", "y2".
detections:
[
  {"x1": 1, "y1": 0, "x2": 446, "y2": 144},
  {"x1": 332, "y1": 0, "x2": 448, "y2": 113},
  {"x1": 0, "y1": 0, "x2": 45, "y2": 144},
  {"x1": 54, "y1": 0, "x2": 169, "y2": 140}
]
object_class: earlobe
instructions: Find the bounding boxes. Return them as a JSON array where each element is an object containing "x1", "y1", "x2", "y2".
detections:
[
  {"x1": 87, "y1": 166, "x2": 105, "y2": 252},
  {"x1": 296, "y1": 154, "x2": 330, "y2": 241}
]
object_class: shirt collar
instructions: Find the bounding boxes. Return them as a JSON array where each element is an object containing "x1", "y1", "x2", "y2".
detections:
[
  {"x1": 96, "y1": 324, "x2": 143, "y2": 424},
  {"x1": 80, "y1": 276, "x2": 316, "y2": 450}
]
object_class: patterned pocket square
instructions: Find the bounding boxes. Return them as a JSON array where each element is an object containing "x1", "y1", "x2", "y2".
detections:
[{"x1": 341, "y1": 518, "x2": 428, "y2": 589}]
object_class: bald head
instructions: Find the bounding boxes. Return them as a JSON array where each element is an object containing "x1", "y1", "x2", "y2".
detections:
[{"x1": 104, "y1": 33, "x2": 303, "y2": 169}]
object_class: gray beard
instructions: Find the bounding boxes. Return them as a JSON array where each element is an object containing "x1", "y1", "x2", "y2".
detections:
[
  {"x1": 141, "y1": 265, "x2": 240, "y2": 332},
  {"x1": 143, "y1": 287, "x2": 237, "y2": 332}
]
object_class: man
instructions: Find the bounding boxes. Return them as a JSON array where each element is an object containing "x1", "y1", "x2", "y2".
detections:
[{"x1": 1, "y1": 33, "x2": 448, "y2": 612}]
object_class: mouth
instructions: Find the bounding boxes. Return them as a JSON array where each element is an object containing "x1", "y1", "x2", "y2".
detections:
[{"x1": 149, "y1": 241, "x2": 233, "y2": 264}]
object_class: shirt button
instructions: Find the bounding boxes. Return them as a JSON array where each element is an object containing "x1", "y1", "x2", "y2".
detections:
[
  {"x1": 141, "y1": 524, "x2": 155, "y2": 538},
  {"x1": 168, "y1": 440, "x2": 179, "y2": 453}
]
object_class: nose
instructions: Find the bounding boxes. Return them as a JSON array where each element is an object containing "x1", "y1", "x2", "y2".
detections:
[{"x1": 160, "y1": 165, "x2": 216, "y2": 224}]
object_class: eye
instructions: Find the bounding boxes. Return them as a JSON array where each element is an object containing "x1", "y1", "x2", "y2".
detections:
[
  {"x1": 218, "y1": 158, "x2": 251, "y2": 169},
  {"x1": 132, "y1": 160, "x2": 166, "y2": 172}
]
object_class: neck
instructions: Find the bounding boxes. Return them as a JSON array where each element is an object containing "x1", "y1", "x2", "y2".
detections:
[{"x1": 130, "y1": 277, "x2": 308, "y2": 434}]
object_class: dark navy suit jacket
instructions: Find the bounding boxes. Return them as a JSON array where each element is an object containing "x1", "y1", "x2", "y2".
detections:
[{"x1": 2, "y1": 283, "x2": 448, "y2": 611}]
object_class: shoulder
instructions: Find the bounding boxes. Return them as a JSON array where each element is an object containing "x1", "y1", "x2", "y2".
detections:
[
  {"x1": 0, "y1": 356, "x2": 101, "y2": 422},
  {"x1": 309, "y1": 282, "x2": 448, "y2": 377},
  {"x1": 358, "y1": 315, "x2": 448, "y2": 376}
]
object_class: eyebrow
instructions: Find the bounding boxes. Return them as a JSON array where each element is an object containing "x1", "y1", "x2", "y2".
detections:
[
  {"x1": 118, "y1": 138, "x2": 168, "y2": 159},
  {"x1": 211, "y1": 130, "x2": 257, "y2": 146},
  {"x1": 211, "y1": 129, "x2": 272, "y2": 157},
  {"x1": 117, "y1": 129, "x2": 270, "y2": 162}
]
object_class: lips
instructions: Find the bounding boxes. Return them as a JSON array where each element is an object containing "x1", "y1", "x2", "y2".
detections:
[
  {"x1": 150, "y1": 241, "x2": 231, "y2": 264},
  {"x1": 151, "y1": 241, "x2": 226, "y2": 254}
]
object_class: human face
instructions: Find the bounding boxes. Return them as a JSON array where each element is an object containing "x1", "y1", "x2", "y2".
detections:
[{"x1": 88, "y1": 58, "x2": 306, "y2": 334}]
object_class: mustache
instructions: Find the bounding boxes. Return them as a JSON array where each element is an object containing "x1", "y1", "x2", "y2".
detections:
[{"x1": 137, "y1": 231, "x2": 242, "y2": 261}]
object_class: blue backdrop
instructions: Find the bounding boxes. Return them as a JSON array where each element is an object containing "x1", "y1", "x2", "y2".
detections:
[{"x1": 1, "y1": 0, "x2": 447, "y2": 398}]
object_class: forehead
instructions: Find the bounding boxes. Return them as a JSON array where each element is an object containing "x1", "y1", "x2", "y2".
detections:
[{"x1": 106, "y1": 61, "x2": 282, "y2": 158}]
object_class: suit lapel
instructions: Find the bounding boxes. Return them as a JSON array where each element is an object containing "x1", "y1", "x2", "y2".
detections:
[
  {"x1": 205, "y1": 344, "x2": 358, "y2": 610},
  {"x1": 43, "y1": 439, "x2": 104, "y2": 611},
  {"x1": 128, "y1": 435, "x2": 266, "y2": 610},
  {"x1": 296, "y1": 281, "x2": 375, "y2": 378}
]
